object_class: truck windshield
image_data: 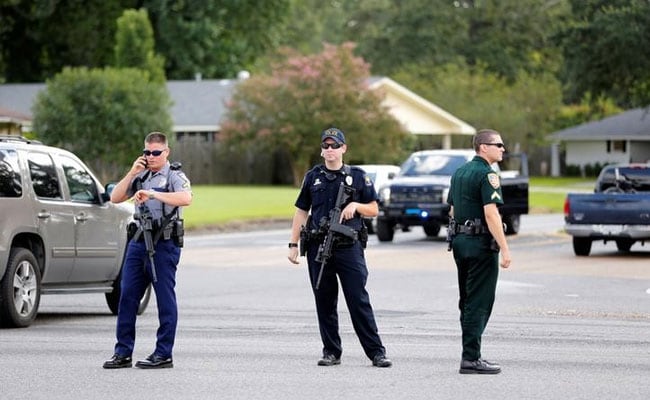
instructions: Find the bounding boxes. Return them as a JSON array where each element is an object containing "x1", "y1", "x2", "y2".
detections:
[{"x1": 401, "y1": 154, "x2": 468, "y2": 176}]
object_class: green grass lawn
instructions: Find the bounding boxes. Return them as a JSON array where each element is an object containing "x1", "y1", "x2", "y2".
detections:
[{"x1": 183, "y1": 177, "x2": 596, "y2": 230}]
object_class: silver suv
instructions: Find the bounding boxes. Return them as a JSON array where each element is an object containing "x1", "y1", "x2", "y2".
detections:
[{"x1": 0, "y1": 136, "x2": 149, "y2": 328}]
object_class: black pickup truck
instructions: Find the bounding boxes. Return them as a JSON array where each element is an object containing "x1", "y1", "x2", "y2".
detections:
[
  {"x1": 564, "y1": 163, "x2": 650, "y2": 256},
  {"x1": 375, "y1": 149, "x2": 529, "y2": 242}
]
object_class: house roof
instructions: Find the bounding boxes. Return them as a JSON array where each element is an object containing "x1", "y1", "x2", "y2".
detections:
[
  {"x1": 0, "y1": 77, "x2": 475, "y2": 136},
  {"x1": 549, "y1": 107, "x2": 650, "y2": 141},
  {"x1": 368, "y1": 77, "x2": 475, "y2": 135}
]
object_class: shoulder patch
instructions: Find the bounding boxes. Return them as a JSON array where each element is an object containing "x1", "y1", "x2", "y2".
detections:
[{"x1": 487, "y1": 172, "x2": 500, "y2": 189}]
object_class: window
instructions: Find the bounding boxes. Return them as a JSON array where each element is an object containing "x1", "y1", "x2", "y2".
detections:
[
  {"x1": 28, "y1": 152, "x2": 62, "y2": 199},
  {"x1": 0, "y1": 149, "x2": 22, "y2": 197},
  {"x1": 59, "y1": 155, "x2": 99, "y2": 202},
  {"x1": 606, "y1": 140, "x2": 627, "y2": 153}
]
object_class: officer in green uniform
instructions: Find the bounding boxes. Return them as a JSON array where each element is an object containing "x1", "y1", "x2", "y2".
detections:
[{"x1": 447, "y1": 129, "x2": 512, "y2": 375}]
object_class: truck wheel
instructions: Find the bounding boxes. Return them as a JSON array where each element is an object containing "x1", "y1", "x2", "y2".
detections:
[
  {"x1": 423, "y1": 222, "x2": 441, "y2": 237},
  {"x1": 106, "y1": 273, "x2": 152, "y2": 316},
  {"x1": 615, "y1": 239, "x2": 634, "y2": 252},
  {"x1": 503, "y1": 215, "x2": 520, "y2": 235},
  {"x1": 376, "y1": 219, "x2": 395, "y2": 242},
  {"x1": 572, "y1": 237, "x2": 592, "y2": 256},
  {"x1": 0, "y1": 247, "x2": 42, "y2": 328}
]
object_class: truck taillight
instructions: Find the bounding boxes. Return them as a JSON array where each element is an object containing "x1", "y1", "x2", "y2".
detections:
[{"x1": 563, "y1": 197, "x2": 570, "y2": 216}]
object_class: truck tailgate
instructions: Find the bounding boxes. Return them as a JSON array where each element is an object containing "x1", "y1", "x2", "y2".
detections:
[{"x1": 565, "y1": 193, "x2": 650, "y2": 224}]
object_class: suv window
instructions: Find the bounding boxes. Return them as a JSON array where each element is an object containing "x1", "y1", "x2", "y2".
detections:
[
  {"x1": 0, "y1": 149, "x2": 22, "y2": 198},
  {"x1": 28, "y1": 152, "x2": 62, "y2": 199},
  {"x1": 59, "y1": 155, "x2": 99, "y2": 202}
]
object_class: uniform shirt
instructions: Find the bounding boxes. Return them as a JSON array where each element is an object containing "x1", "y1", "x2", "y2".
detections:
[
  {"x1": 127, "y1": 162, "x2": 192, "y2": 221},
  {"x1": 447, "y1": 156, "x2": 503, "y2": 225},
  {"x1": 295, "y1": 164, "x2": 377, "y2": 231}
]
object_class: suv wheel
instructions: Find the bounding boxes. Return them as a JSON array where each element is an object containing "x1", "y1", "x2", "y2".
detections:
[
  {"x1": 105, "y1": 273, "x2": 152, "y2": 316},
  {"x1": 376, "y1": 219, "x2": 395, "y2": 242},
  {"x1": 0, "y1": 247, "x2": 41, "y2": 328}
]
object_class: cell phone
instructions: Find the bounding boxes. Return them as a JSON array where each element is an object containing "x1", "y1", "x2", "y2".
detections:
[{"x1": 142, "y1": 158, "x2": 148, "y2": 168}]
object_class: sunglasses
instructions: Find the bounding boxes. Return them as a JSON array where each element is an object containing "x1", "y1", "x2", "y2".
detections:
[
  {"x1": 481, "y1": 143, "x2": 505, "y2": 149},
  {"x1": 321, "y1": 142, "x2": 342, "y2": 150},
  {"x1": 143, "y1": 149, "x2": 166, "y2": 156}
]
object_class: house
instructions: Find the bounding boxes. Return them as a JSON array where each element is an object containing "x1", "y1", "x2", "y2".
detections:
[
  {"x1": 548, "y1": 108, "x2": 650, "y2": 176},
  {"x1": 0, "y1": 76, "x2": 475, "y2": 147}
]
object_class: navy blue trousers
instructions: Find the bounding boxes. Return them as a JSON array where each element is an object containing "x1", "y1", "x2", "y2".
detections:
[
  {"x1": 114, "y1": 238, "x2": 180, "y2": 358},
  {"x1": 307, "y1": 241, "x2": 386, "y2": 360}
]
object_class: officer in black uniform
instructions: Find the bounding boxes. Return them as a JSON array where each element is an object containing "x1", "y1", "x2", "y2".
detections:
[
  {"x1": 287, "y1": 127, "x2": 392, "y2": 368},
  {"x1": 447, "y1": 129, "x2": 511, "y2": 375},
  {"x1": 103, "y1": 131, "x2": 192, "y2": 369}
]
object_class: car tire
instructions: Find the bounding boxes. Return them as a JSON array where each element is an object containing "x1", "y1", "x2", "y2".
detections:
[
  {"x1": 0, "y1": 247, "x2": 41, "y2": 328},
  {"x1": 105, "y1": 273, "x2": 152, "y2": 316},
  {"x1": 572, "y1": 237, "x2": 592, "y2": 256},
  {"x1": 376, "y1": 219, "x2": 395, "y2": 242}
]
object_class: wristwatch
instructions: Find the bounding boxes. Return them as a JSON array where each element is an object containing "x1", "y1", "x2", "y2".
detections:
[
  {"x1": 148, "y1": 190, "x2": 155, "y2": 199},
  {"x1": 288, "y1": 242, "x2": 298, "y2": 248}
]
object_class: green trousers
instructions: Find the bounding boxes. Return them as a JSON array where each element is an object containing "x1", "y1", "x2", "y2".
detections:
[{"x1": 452, "y1": 234, "x2": 499, "y2": 361}]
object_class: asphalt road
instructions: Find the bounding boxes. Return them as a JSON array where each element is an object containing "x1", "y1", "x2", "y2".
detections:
[{"x1": 1, "y1": 214, "x2": 649, "y2": 399}]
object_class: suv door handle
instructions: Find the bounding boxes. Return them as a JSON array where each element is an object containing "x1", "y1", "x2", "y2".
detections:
[
  {"x1": 37, "y1": 211, "x2": 51, "y2": 219},
  {"x1": 75, "y1": 212, "x2": 88, "y2": 222}
]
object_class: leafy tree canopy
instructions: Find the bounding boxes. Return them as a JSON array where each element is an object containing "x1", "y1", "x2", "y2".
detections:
[
  {"x1": 32, "y1": 67, "x2": 172, "y2": 181},
  {"x1": 220, "y1": 43, "x2": 412, "y2": 185},
  {"x1": 394, "y1": 61, "x2": 563, "y2": 152},
  {"x1": 557, "y1": 0, "x2": 650, "y2": 107},
  {"x1": 114, "y1": 8, "x2": 165, "y2": 83}
]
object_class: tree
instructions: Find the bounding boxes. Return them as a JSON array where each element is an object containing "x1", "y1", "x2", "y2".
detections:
[
  {"x1": 394, "y1": 61, "x2": 563, "y2": 153},
  {"x1": 557, "y1": 0, "x2": 650, "y2": 107},
  {"x1": 32, "y1": 67, "x2": 172, "y2": 181},
  {"x1": 144, "y1": 0, "x2": 291, "y2": 79},
  {"x1": 114, "y1": 8, "x2": 165, "y2": 83},
  {"x1": 341, "y1": 0, "x2": 568, "y2": 81},
  {"x1": 0, "y1": 0, "x2": 136, "y2": 82},
  {"x1": 220, "y1": 43, "x2": 412, "y2": 185}
]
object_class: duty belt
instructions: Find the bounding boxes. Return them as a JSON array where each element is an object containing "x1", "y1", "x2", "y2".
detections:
[{"x1": 454, "y1": 222, "x2": 490, "y2": 235}]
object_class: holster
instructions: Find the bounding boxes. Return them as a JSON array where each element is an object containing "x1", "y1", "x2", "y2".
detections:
[{"x1": 126, "y1": 221, "x2": 138, "y2": 241}]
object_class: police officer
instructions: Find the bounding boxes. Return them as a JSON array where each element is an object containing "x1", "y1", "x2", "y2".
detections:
[
  {"x1": 447, "y1": 129, "x2": 511, "y2": 375},
  {"x1": 103, "y1": 131, "x2": 192, "y2": 369},
  {"x1": 287, "y1": 127, "x2": 392, "y2": 368}
]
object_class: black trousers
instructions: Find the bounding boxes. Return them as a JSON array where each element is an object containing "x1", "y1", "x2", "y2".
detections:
[{"x1": 306, "y1": 241, "x2": 386, "y2": 360}]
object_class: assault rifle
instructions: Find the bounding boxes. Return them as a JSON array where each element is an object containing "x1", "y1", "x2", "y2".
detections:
[
  {"x1": 314, "y1": 183, "x2": 357, "y2": 289},
  {"x1": 134, "y1": 204, "x2": 158, "y2": 282}
]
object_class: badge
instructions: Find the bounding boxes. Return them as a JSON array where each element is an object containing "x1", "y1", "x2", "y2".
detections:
[
  {"x1": 314, "y1": 178, "x2": 322, "y2": 186},
  {"x1": 487, "y1": 173, "x2": 500, "y2": 189},
  {"x1": 364, "y1": 176, "x2": 373, "y2": 186},
  {"x1": 345, "y1": 176, "x2": 353, "y2": 186}
]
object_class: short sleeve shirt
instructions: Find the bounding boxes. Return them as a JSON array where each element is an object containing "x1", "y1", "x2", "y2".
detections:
[
  {"x1": 127, "y1": 162, "x2": 192, "y2": 220},
  {"x1": 295, "y1": 164, "x2": 377, "y2": 231},
  {"x1": 447, "y1": 156, "x2": 503, "y2": 224}
]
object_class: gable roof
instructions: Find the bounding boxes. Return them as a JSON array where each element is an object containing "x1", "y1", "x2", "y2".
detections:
[
  {"x1": 550, "y1": 107, "x2": 650, "y2": 141},
  {"x1": 368, "y1": 77, "x2": 475, "y2": 135},
  {"x1": 0, "y1": 77, "x2": 475, "y2": 137}
]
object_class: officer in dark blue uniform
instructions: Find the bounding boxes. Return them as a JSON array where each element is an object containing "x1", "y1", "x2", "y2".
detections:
[
  {"x1": 288, "y1": 127, "x2": 392, "y2": 368},
  {"x1": 103, "y1": 131, "x2": 192, "y2": 369},
  {"x1": 447, "y1": 129, "x2": 511, "y2": 375}
]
